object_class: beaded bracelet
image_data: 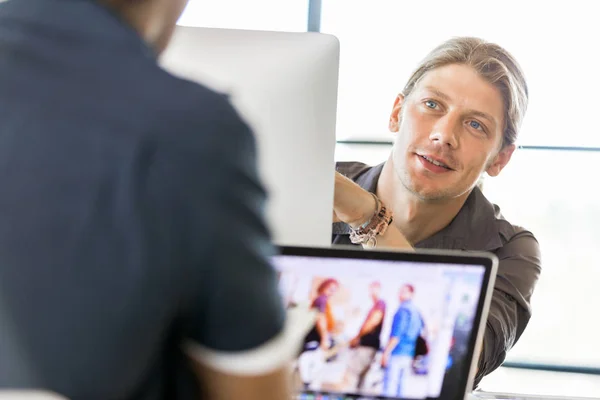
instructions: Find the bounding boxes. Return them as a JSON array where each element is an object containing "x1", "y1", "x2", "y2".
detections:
[{"x1": 349, "y1": 192, "x2": 394, "y2": 248}]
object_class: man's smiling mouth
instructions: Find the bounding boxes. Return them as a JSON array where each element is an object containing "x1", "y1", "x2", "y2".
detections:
[{"x1": 419, "y1": 154, "x2": 453, "y2": 170}]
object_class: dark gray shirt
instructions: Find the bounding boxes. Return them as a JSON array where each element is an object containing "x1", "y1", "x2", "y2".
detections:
[
  {"x1": 333, "y1": 162, "x2": 542, "y2": 385},
  {"x1": 0, "y1": 0, "x2": 285, "y2": 399}
]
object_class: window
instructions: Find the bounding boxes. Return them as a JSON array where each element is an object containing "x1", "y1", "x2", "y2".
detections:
[
  {"x1": 483, "y1": 148, "x2": 600, "y2": 368},
  {"x1": 178, "y1": 0, "x2": 309, "y2": 32},
  {"x1": 321, "y1": 0, "x2": 600, "y2": 148},
  {"x1": 173, "y1": 0, "x2": 600, "y2": 371},
  {"x1": 322, "y1": 0, "x2": 600, "y2": 369}
]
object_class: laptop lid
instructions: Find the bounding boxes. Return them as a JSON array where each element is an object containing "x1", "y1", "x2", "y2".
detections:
[{"x1": 272, "y1": 246, "x2": 498, "y2": 400}]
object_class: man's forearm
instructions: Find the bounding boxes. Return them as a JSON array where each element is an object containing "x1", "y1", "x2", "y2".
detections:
[
  {"x1": 357, "y1": 311, "x2": 384, "y2": 337},
  {"x1": 357, "y1": 322, "x2": 375, "y2": 337},
  {"x1": 475, "y1": 325, "x2": 500, "y2": 385},
  {"x1": 474, "y1": 287, "x2": 529, "y2": 387},
  {"x1": 315, "y1": 314, "x2": 329, "y2": 347},
  {"x1": 333, "y1": 172, "x2": 413, "y2": 251},
  {"x1": 384, "y1": 337, "x2": 399, "y2": 356},
  {"x1": 474, "y1": 317, "x2": 514, "y2": 387}
]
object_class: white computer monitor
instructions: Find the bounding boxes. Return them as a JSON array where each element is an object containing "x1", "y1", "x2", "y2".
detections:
[{"x1": 160, "y1": 26, "x2": 339, "y2": 247}]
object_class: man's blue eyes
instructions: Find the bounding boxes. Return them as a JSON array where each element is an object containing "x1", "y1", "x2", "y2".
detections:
[
  {"x1": 425, "y1": 100, "x2": 437, "y2": 109},
  {"x1": 424, "y1": 101, "x2": 485, "y2": 132},
  {"x1": 469, "y1": 120, "x2": 482, "y2": 130}
]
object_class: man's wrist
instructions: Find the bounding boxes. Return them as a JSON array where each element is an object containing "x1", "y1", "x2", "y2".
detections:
[
  {"x1": 348, "y1": 192, "x2": 378, "y2": 229},
  {"x1": 349, "y1": 193, "x2": 394, "y2": 248}
]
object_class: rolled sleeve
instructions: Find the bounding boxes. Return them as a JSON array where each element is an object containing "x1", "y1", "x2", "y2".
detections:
[{"x1": 476, "y1": 229, "x2": 542, "y2": 384}]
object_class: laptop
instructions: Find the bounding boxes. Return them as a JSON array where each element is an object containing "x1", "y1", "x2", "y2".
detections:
[{"x1": 272, "y1": 246, "x2": 498, "y2": 400}]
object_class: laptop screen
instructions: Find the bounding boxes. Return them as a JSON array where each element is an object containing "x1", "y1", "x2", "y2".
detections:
[{"x1": 272, "y1": 249, "x2": 490, "y2": 400}]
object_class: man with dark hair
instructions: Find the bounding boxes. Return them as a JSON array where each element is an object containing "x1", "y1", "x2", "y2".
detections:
[
  {"x1": 0, "y1": 0, "x2": 301, "y2": 399},
  {"x1": 381, "y1": 284, "x2": 422, "y2": 398},
  {"x1": 345, "y1": 281, "x2": 386, "y2": 391}
]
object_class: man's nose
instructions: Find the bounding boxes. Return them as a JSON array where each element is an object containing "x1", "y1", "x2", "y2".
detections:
[{"x1": 429, "y1": 113, "x2": 460, "y2": 148}]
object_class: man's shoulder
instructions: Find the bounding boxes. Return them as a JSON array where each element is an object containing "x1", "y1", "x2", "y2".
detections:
[
  {"x1": 393, "y1": 306, "x2": 411, "y2": 322},
  {"x1": 149, "y1": 70, "x2": 241, "y2": 126},
  {"x1": 480, "y1": 199, "x2": 541, "y2": 275},
  {"x1": 488, "y1": 199, "x2": 539, "y2": 248},
  {"x1": 461, "y1": 188, "x2": 538, "y2": 252},
  {"x1": 396, "y1": 303, "x2": 411, "y2": 313},
  {"x1": 313, "y1": 295, "x2": 328, "y2": 309},
  {"x1": 138, "y1": 71, "x2": 251, "y2": 152},
  {"x1": 493, "y1": 214, "x2": 540, "y2": 262}
]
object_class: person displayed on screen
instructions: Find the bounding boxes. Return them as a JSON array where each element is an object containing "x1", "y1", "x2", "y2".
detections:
[
  {"x1": 303, "y1": 278, "x2": 340, "y2": 351},
  {"x1": 381, "y1": 284, "x2": 423, "y2": 398},
  {"x1": 344, "y1": 281, "x2": 386, "y2": 391},
  {"x1": 331, "y1": 36, "x2": 542, "y2": 386},
  {"x1": 295, "y1": 278, "x2": 340, "y2": 389},
  {"x1": 439, "y1": 293, "x2": 479, "y2": 398}
]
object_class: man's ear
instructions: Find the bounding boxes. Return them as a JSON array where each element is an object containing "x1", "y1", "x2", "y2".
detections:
[
  {"x1": 486, "y1": 144, "x2": 516, "y2": 177},
  {"x1": 388, "y1": 94, "x2": 405, "y2": 133}
]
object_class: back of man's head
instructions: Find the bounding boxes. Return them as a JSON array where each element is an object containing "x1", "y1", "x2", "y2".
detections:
[{"x1": 100, "y1": 0, "x2": 189, "y2": 54}]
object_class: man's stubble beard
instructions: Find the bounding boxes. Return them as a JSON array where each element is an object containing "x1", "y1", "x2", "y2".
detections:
[{"x1": 391, "y1": 144, "x2": 458, "y2": 203}]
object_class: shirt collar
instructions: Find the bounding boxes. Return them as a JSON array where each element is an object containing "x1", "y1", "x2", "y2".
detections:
[{"x1": 333, "y1": 162, "x2": 507, "y2": 252}]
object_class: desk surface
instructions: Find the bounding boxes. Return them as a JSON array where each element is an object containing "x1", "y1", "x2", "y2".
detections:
[
  {"x1": 470, "y1": 392, "x2": 599, "y2": 400},
  {"x1": 475, "y1": 367, "x2": 600, "y2": 399}
]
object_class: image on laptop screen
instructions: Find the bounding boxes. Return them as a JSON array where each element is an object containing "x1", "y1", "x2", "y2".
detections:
[{"x1": 272, "y1": 249, "x2": 490, "y2": 400}]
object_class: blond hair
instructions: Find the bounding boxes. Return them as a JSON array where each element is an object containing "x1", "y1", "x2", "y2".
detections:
[{"x1": 402, "y1": 37, "x2": 528, "y2": 148}]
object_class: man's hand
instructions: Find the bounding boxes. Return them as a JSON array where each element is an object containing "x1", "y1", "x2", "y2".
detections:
[
  {"x1": 333, "y1": 172, "x2": 377, "y2": 228},
  {"x1": 191, "y1": 360, "x2": 293, "y2": 400},
  {"x1": 349, "y1": 336, "x2": 360, "y2": 348},
  {"x1": 381, "y1": 352, "x2": 389, "y2": 368}
]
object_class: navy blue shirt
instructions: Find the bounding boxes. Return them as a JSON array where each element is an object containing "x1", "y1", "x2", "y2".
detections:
[{"x1": 0, "y1": 0, "x2": 285, "y2": 399}]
